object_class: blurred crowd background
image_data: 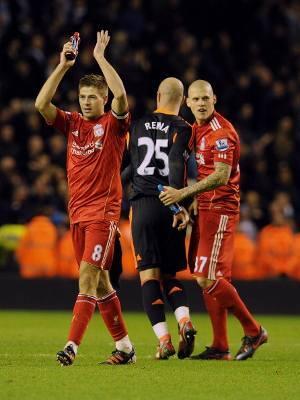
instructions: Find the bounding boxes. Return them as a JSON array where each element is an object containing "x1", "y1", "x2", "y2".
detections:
[{"x1": 0, "y1": 0, "x2": 300, "y2": 280}]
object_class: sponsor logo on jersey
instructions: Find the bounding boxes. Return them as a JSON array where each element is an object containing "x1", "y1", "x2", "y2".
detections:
[
  {"x1": 93, "y1": 124, "x2": 104, "y2": 137},
  {"x1": 94, "y1": 139, "x2": 103, "y2": 150},
  {"x1": 72, "y1": 130, "x2": 79, "y2": 136},
  {"x1": 71, "y1": 140, "x2": 102, "y2": 156},
  {"x1": 215, "y1": 138, "x2": 229, "y2": 151}
]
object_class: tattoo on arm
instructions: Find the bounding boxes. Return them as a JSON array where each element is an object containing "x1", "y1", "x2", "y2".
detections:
[{"x1": 181, "y1": 162, "x2": 232, "y2": 200}]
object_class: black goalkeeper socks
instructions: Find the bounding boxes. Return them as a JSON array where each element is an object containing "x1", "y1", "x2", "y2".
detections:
[{"x1": 142, "y1": 279, "x2": 166, "y2": 326}]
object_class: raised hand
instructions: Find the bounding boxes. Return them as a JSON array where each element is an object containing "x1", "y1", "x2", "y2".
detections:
[
  {"x1": 93, "y1": 30, "x2": 110, "y2": 60},
  {"x1": 60, "y1": 42, "x2": 77, "y2": 67}
]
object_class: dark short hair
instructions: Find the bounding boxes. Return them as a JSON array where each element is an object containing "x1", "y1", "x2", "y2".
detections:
[{"x1": 79, "y1": 74, "x2": 108, "y2": 97}]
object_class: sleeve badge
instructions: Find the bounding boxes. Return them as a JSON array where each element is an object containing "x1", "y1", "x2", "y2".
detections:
[{"x1": 215, "y1": 138, "x2": 229, "y2": 151}]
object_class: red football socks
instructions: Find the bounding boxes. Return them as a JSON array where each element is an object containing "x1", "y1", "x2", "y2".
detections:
[
  {"x1": 97, "y1": 291, "x2": 128, "y2": 341},
  {"x1": 68, "y1": 294, "x2": 97, "y2": 345},
  {"x1": 205, "y1": 279, "x2": 260, "y2": 337},
  {"x1": 203, "y1": 291, "x2": 229, "y2": 351}
]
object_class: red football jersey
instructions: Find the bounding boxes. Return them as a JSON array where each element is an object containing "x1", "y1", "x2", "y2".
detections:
[
  {"x1": 51, "y1": 109, "x2": 130, "y2": 223},
  {"x1": 193, "y1": 111, "x2": 240, "y2": 214}
]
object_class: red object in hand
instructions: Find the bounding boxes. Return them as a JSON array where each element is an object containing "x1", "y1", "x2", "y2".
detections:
[{"x1": 65, "y1": 32, "x2": 80, "y2": 60}]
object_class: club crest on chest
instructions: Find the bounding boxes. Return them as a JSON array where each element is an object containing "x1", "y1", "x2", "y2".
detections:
[{"x1": 94, "y1": 124, "x2": 104, "y2": 137}]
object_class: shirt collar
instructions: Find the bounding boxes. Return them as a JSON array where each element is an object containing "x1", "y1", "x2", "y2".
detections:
[
  {"x1": 194, "y1": 110, "x2": 216, "y2": 127},
  {"x1": 154, "y1": 108, "x2": 177, "y2": 116}
]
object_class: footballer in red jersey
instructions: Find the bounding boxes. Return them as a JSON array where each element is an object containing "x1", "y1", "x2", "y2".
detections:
[
  {"x1": 35, "y1": 30, "x2": 135, "y2": 366},
  {"x1": 193, "y1": 110, "x2": 240, "y2": 215},
  {"x1": 160, "y1": 80, "x2": 267, "y2": 361},
  {"x1": 53, "y1": 107, "x2": 129, "y2": 225}
]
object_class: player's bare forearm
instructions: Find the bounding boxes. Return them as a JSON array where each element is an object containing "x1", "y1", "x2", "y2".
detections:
[
  {"x1": 35, "y1": 40, "x2": 76, "y2": 122},
  {"x1": 181, "y1": 162, "x2": 231, "y2": 200},
  {"x1": 95, "y1": 55, "x2": 126, "y2": 99},
  {"x1": 160, "y1": 162, "x2": 231, "y2": 205},
  {"x1": 93, "y1": 30, "x2": 128, "y2": 115},
  {"x1": 182, "y1": 171, "x2": 227, "y2": 199},
  {"x1": 95, "y1": 56, "x2": 128, "y2": 114}
]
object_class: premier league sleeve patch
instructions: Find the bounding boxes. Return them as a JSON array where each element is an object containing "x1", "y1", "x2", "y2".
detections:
[{"x1": 215, "y1": 138, "x2": 229, "y2": 151}]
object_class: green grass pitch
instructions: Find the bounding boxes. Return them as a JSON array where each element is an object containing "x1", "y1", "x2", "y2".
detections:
[{"x1": 0, "y1": 310, "x2": 299, "y2": 400}]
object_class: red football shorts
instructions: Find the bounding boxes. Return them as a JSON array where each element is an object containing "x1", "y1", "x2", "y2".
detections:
[
  {"x1": 188, "y1": 210, "x2": 239, "y2": 280},
  {"x1": 71, "y1": 220, "x2": 117, "y2": 270}
]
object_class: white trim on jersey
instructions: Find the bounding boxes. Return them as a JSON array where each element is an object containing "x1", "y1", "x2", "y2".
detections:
[
  {"x1": 100, "y1": 221, "x2": 117, "y2": 269},
  {"x1": 218, "y1": 153, "x2": 227, "y2": 159},
  {"x1": 210, "y1": 119, "x2": 218, "y2": 131},
  {"x1": 208, "y1": 215, "x2": 229, "y2": 280},
  {"x1": 210, "y1": 117, "x2": 222, "y2": 131},
  {"x1": 213, "y1": 117, "x2": 222, "y2": 129},
  {"x1": 111, "y1": 109, "x2": 129, "y2": 120}
]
